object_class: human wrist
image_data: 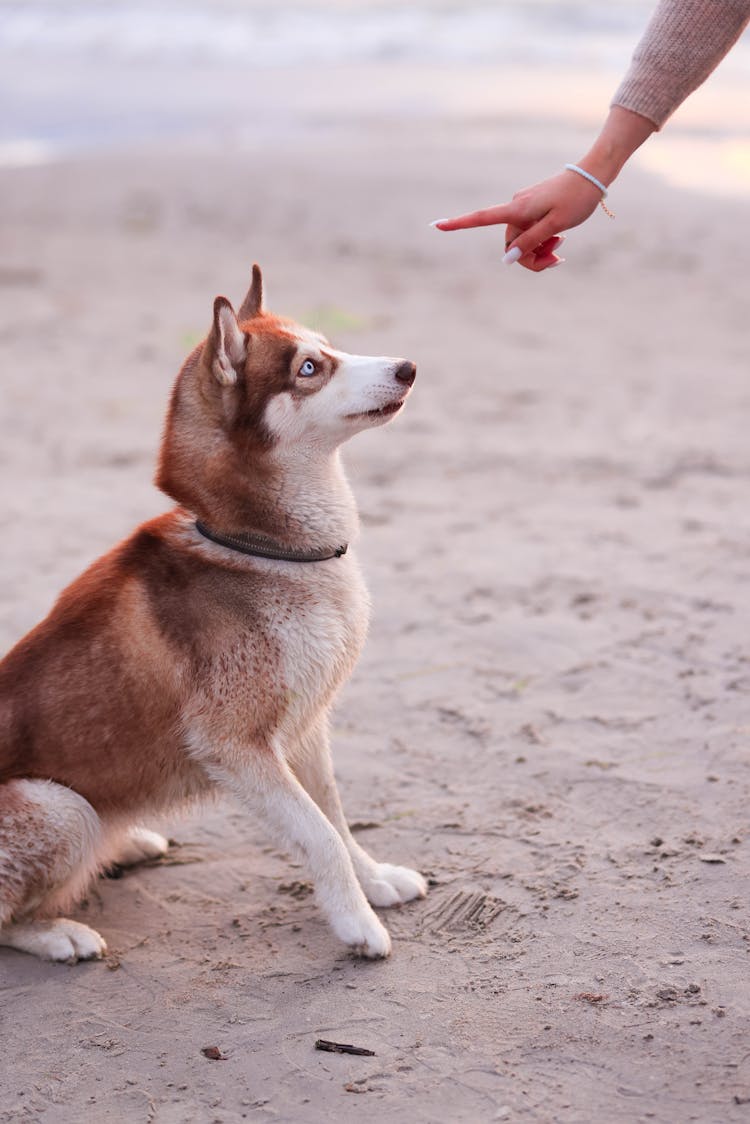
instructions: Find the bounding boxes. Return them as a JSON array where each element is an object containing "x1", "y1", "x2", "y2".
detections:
[
  {"x1": 576, "y1": 107, "x2": 657, "y2": 188},
  {"x1": 563, "y1": 164, "x2": 609, "y2": 198},
  {"x1": 575, "y1": 133, "x2": 634, "y2": 188},
  {"x1": 574, "y1": 148, "x2": 624, "y2": 190}
]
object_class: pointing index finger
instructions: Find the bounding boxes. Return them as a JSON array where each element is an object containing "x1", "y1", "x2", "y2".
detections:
[{"x1": 430, "y1": 204, "x2": 514, "y2": 231}]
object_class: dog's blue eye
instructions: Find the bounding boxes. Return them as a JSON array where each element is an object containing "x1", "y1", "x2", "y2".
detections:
[{"x1": 299, "y1": 359, "x2": 317, "y2": 377}]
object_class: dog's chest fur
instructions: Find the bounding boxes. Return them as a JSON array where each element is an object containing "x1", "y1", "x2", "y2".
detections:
[
  {"x1": 183, "y1": 545, "x2": 371, "y2": 754},
  {"x1": 260, "y1": 553, "x2": 370, "y2": 735}
]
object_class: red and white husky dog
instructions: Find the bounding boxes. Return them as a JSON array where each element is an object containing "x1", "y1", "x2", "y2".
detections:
[{"x1": 0, "y1": 266, "x2": 425, "y2": 963}]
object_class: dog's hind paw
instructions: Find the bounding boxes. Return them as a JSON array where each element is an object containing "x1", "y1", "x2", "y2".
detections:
[
  {"x1": 333, "y1": 909, "x2": 392, "y2": 959},
  {"x1": 361, "y1": 863, "x2": 428, "y2": 908},
  {"x1": 0, "y1": 918, "x2": 107, "y2": 963}
]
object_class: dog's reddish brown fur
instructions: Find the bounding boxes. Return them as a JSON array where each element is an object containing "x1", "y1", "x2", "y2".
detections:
[{"x1": 0, "y1": 515, "x2": 292, "y2": 814}]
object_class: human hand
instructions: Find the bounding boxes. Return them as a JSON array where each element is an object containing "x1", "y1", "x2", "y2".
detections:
[{"x1": 431, "y1": 170, "x2": 606, "y2": 272}]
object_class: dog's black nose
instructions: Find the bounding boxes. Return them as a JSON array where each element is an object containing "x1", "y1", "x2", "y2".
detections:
[{"x1": 394, "y1": 360, "x2": 416, "y2": 386}]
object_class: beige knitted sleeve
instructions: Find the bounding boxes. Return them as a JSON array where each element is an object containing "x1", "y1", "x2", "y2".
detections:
[{"x1": 612, "y1": 0, "x2": 750, "y2": 128}]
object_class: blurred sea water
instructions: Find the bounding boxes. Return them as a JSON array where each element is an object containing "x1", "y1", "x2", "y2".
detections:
[
  {"x1": 0, "y1": 0, "x2": 748, "y2": 189},
  {"x1": 0, "y1": 0, "x2": 661, "y2": 68}
]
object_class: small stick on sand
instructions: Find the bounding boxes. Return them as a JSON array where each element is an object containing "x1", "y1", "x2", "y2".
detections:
[{"x1": 315, "y1": 1039, "x2": 375, "y2": 1057}]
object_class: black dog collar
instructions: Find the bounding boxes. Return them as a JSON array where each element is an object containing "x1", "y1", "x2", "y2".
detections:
[{"x1": 195, "y1": 521, "x2": 348, "y2": 563}]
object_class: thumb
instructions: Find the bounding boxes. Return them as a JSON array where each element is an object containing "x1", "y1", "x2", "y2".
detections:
[{"x1": 503, "y1": 213, "x2": 562, "y2": 264}]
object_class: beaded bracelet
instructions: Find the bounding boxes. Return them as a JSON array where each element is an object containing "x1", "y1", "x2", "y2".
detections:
[{"x1": 564, "y1": 163, "x2": 615, "y2": 219}]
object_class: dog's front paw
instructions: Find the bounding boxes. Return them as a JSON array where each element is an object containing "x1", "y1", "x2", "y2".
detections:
[
  {"x1": 52, "y1": 919, "x2": 108, "y2": 963},
  {"x1": 333, "y1": 909, "x2": 392, "y2": 959},
  {"x1": 361, "y1": 863, "x2": 428, "y2": 908},
  {"x1": 114, "y1": 827, "x2": 169, "y2": 867},
  {"x1": 1, "y1": 919, "x2": 107, "y2": 963}
]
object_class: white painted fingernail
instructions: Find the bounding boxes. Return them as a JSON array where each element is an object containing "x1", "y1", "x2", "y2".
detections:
[
  {"x1": 502, "y1": 246, "x2": 523, "y2": 265},
  {"x1": 429, "y1": 219, "x2": 448, "y2": 228}
]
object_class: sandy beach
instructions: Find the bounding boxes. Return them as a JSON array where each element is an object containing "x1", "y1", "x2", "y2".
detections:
[{"x1": 2, "y1": 6, "x2": 750, "y2": 1120}]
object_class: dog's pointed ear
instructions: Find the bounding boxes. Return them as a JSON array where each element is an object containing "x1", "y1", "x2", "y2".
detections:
[
  {"x1": 205, "y1": 297, "x2": 247, "y2": 386},
  {"x1": 237, "y1": 263, "x2": 264, "y2": 322}
]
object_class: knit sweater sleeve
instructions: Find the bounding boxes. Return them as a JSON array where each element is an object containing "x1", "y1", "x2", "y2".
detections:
[{"x1": 611, "y1": 0, "x2": 750, "y2": 129}]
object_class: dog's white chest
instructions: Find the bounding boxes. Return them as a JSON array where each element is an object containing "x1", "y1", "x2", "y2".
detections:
[{"x1": 270, "y1": 555, "x2": 370, "y2": 730}]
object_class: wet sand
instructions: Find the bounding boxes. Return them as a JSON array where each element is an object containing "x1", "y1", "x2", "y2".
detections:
[{"x1": 2, "y1": 92, "x2": 750, "y2": 1122}]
